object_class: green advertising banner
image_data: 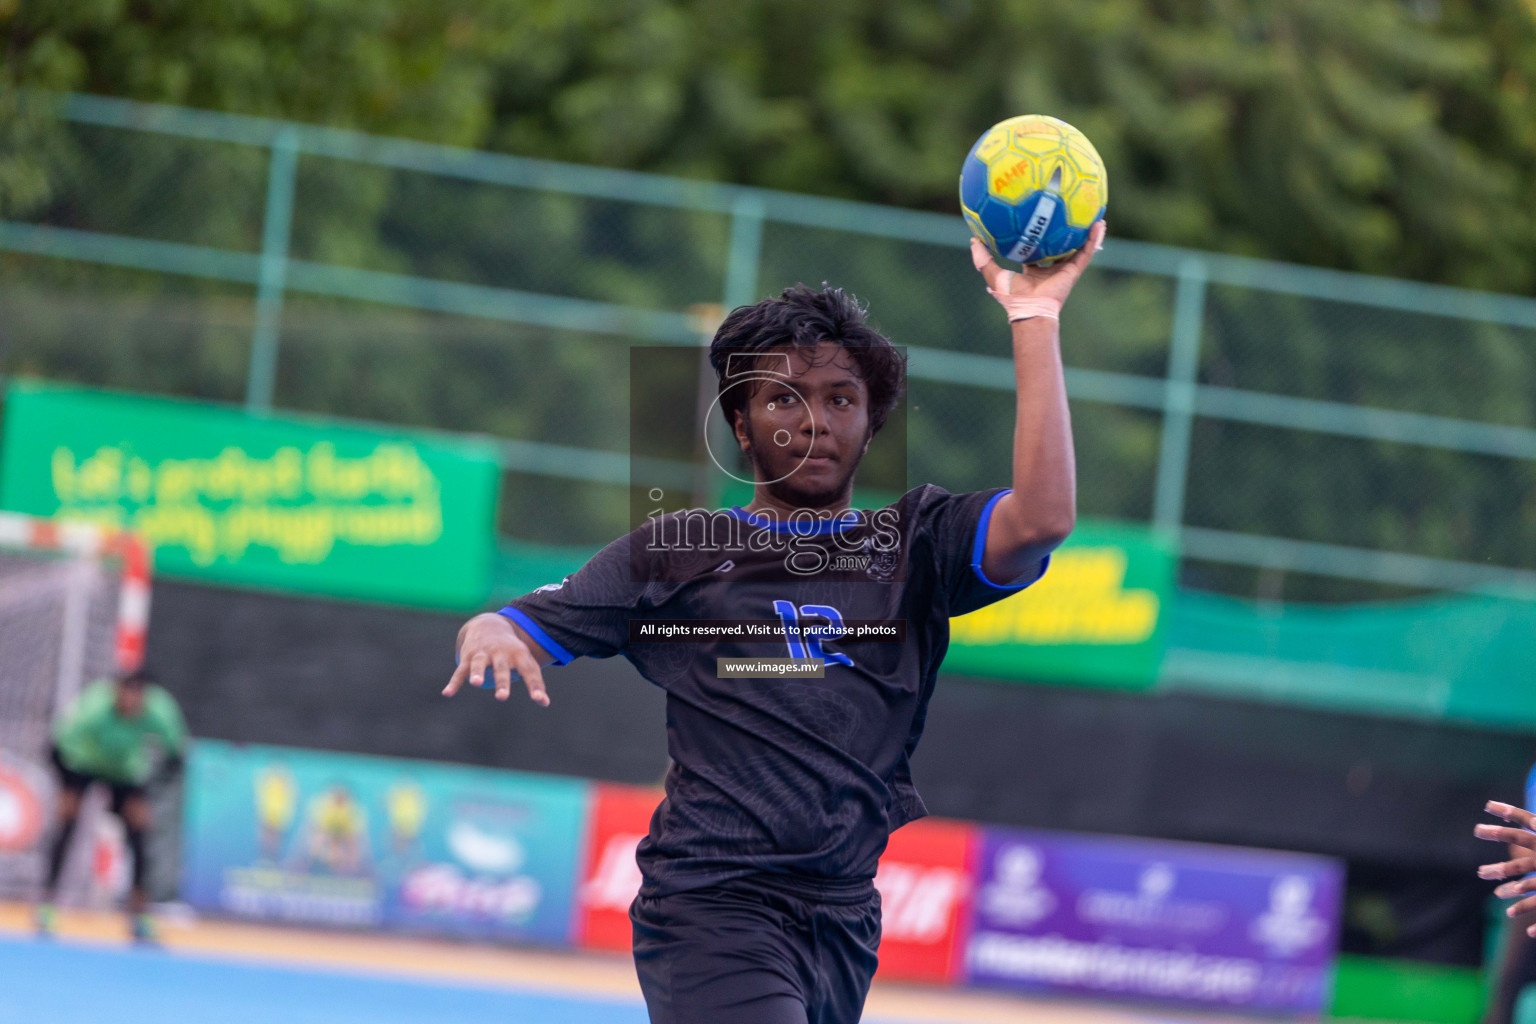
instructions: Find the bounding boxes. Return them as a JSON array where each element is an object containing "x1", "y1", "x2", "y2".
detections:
[
  {"x1": 1163, "y1": 587, "x2": 1536, "y2": 729},
  {"x1": 944, "y1": 519, "x2": 1176, "y2": 689},
  {"x1": 0, "y1": 382, "x2": 501, "y2": 608}
]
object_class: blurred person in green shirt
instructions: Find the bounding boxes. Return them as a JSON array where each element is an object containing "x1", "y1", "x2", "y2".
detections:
[{"x1": 35, "y1": 668, "x2": 187, "y2": 943}]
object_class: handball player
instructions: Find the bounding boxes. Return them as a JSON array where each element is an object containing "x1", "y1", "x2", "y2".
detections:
[
  {"x1": 34, "y1": 668, "x2": 187, "y2": 944},
  {"x1": 445, "y1": 221, "x2": 1105, "y2": 1024}
]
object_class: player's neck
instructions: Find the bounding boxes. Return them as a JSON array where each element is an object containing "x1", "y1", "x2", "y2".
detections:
[{"x1": 741, "y1": 485, "x2": 853, "y2": 520}]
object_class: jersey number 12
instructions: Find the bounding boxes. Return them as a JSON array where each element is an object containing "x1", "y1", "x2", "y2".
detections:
[{"x1": 771, "y1": 600, "x2": 855, "y2": 668}]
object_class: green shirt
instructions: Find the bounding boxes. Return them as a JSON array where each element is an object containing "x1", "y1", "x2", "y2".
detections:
[{"x1": 53, "y1": 680, "x2": 188, "y2": 785}]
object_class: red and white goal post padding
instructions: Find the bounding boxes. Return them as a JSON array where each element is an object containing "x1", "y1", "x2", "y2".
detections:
[{"x1": 0, "y1": 512, "x2": 152, "y2": 672}]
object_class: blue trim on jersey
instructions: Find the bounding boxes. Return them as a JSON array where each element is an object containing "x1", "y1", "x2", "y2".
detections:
[
  {"x1": 727, "y1": 506, "x2": 862, "y2": 535},
  {"x1": 498, "y1": 605, "x2": 576, "y2": 666},
  {"x1": 971, "y1": 489, "x2": 1050, "y2": 589}
]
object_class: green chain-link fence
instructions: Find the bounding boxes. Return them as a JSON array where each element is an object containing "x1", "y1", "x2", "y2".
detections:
[{"x1": 5, "y1": 92, "x2": 1536, "y2": 603}]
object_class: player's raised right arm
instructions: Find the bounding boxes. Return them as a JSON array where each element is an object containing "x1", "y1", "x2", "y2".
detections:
[{"x1": 444, "y1": 612, "x2": 554, "y2": 706}]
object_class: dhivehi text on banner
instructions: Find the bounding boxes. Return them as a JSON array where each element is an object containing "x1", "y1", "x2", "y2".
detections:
[
  {"x1": 944, "y1": 519, "x2": 1176, "y2": 689},
  {"x1": 182, "y1": 740, "x2": 589, "y2": 945},
  {"x1": 0, "y1": 381, "x2": 500, "y2": 607}
]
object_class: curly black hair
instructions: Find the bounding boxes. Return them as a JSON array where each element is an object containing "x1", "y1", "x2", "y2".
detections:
[{"x1": 707, "y1": 284, "x2": 906, "y2": 438}]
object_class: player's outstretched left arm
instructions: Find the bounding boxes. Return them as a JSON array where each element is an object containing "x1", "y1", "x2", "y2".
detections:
[
  {"x1": 1476, "y1": 801, "x2": 1536, "y2": 932},
  {"x1": 970, "y1": 220, "x2": 1107, "y2": 583}
]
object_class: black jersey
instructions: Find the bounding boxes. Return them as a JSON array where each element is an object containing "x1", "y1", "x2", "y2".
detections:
[{"x1": 502, "y1": 484, "x2": 1046, "y2": 897}]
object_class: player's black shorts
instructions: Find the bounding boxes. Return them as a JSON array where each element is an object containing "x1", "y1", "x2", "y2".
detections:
[
  {"x1": 49, "y1": 746, "x2": 144, "y2": 816},
  {"x1": 630, "y1": 876, "x2": 881, "y2": 1024}
]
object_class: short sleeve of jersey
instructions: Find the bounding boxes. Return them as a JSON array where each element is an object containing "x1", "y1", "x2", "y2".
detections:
[
  {"x1": 53, "y1": 680, "x2": 111, "y2": 746},
  {"x1": 915, "y1": 485, "x2": 1049, "y2": 619},
  {"x1": 500, "y1": 534, "x2": 649, "y2": 664}
]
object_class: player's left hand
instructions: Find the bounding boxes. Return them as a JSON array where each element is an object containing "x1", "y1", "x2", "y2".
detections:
[
  {"x1": 971, "y1": 219, "x2": 1107, "y2": 311},
  {"x1": 1475, "y1": 801, "x2": 1536, "y2": 927}
]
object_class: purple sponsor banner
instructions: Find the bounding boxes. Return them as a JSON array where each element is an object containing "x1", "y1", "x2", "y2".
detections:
[{"x1": 965, "y1": 827, "x2": 1343, "y2": 1013}]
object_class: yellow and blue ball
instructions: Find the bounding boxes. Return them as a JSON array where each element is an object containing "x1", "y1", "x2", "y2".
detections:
[{"x1": 959, "y1": 115, "x2": 1107, "y2": 266}]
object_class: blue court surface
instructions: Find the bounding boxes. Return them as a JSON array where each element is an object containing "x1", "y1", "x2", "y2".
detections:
[
  {"x1": 0, "y1": 937, "x2": 651, "y2": 1024},
  {"x1": 0, "y1": 933, "x2": 1170, "y2": 1024}
]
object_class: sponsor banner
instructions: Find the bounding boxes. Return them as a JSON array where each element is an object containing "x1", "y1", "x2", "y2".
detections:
[
  {"x1": 0, "y1": 751, "x2": 51, "y2": 901},
  {"x1": 183, "y1": 740, "x2": 590, "y2": 945},
  {"x1": 0, "y1": 381, "x2": 500, "y2": 608},
  {"x1": 966, "y1": 827, "x2": 1343, "y2": 1013},
  {"x1": 946, "y1": 519, "x2": 1176, "y2": 690},
  {"x1": 576, "y1": 783, "x2": 662, "y2": 952},
  {"x1": 574, "y1": 783, "x2": 976, "y2": 980},
  {"x1": 0, "y1": 752, "x2": 48, "y2": 853},
  {"x1": 873, "y1": 818, "x2": 976, "y2": 984}
]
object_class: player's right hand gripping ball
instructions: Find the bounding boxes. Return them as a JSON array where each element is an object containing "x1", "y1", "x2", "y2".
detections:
[{"x1": 960, "y1": 115, "x2": 1107, "y2": 266}]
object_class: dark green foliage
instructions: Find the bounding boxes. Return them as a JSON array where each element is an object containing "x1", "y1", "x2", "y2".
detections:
[
  {"x1": 3, "y1": 0, "x2": 1535, "y2": 597},
  {"x1": 6, "y1": 0, "x2": 1535, "y2": 287}
]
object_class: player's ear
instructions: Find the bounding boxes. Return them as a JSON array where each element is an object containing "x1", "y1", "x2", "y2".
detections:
[{"x1": 733, "y1": 409, "x2": 751, "y2": 452}]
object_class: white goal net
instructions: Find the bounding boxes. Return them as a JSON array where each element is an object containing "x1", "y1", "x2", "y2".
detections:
[{"x1": 0, "y1": 515, "x2": 151, "y2": 903}]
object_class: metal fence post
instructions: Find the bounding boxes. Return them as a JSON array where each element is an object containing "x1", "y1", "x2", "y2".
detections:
[
  {"x1": 1152, "y1": 255, "x2": 1208, "y2": 541},
  {"x1": 246, "y1": 127, "x2": 299, "y2": 413},
  {"x1": 723, "y1": 193, "x2": 765, "y2": 310},
  {"x1": 692, "y1": 195, "x2": 766, "y2": 508}
]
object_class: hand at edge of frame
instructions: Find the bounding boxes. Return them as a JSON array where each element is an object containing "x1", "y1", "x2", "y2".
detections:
[{"x1": 1476, "y1": 801, "x2": 1536, "y2": 930}]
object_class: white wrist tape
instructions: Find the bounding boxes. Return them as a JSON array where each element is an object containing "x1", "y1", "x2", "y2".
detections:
[{"x1": 989, "y1": 274, "x2": 1062, "y2": 322}]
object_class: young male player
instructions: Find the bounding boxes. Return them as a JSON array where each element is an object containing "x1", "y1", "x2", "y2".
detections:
[
  {"x1": 445, "y1": 221, "x2": 1105, "y2": 1024},
  {"x1": 35, "y1": 669, "x2": 186, "y2": 943}
]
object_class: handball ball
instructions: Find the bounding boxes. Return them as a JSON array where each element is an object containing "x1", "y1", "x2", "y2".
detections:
[{"x1": 959, "y1": 115, "x2": 1107, "y2": 266}]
